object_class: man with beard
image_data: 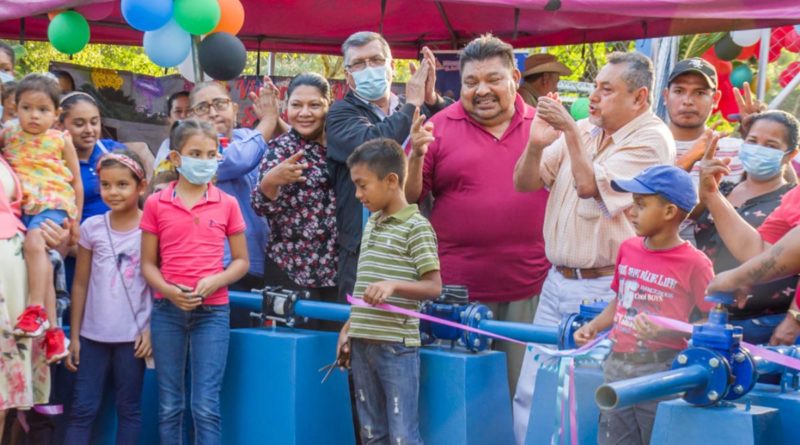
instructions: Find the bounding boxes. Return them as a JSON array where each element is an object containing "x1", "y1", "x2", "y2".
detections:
[
  {"x1": 511, "y1": 52, "x2": 674, "y2": 444},
  {"x1": 406, "y1": 34, "x2": 550, "y2": 396}
]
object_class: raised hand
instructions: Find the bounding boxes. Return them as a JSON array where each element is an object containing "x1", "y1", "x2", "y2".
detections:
[
  {"x1": 406, "y1": 59, "x2": 430, "y2": 108},
  {"x1": 536, "y1": 94, "x2": 574, "y2": 132},
  {"x1": 410, "y1": 107, "x2": 435, "y2": 158},
  {"x1": 733, "y1": 81, "x2": 766, "y2": 124},
  {"x1": 249, "y1": 76, "x2": 281, "y2": 122},
  {"x1": 696, "y1": 130, "x2": 729, "y2": 199},
  {"x1": 420, "y1": 47, "x2": 439, "y2": 105},
  {"x1": 265, "y1": 150, "x2": 309, "y2": 186},
  {"x1": 528, "y1": 109, "x2": 562, "y2": 152}
]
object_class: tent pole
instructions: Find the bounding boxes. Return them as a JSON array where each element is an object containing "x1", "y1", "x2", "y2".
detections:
[
  {"x1": 434, "y1": 1, "x2": 459, "y2": 49},
  {"x1": 268, "y1": 52, "x2": 275, "y2": 76},
  {"x1": 18, "y1": 18, "x2": 25, "y2": 44},
  {"x1": 768, "y1": 71, "x2": 800, "y2": 110},
  {"x1": 756, "y1": 28, "x2": 770, "y2": 100},
  {"x1": 256, "y1": 36, "x2": 263, "y2": 76},
  {"x1": 191, "y1": 35, "x2": 203, "y2": 82}
]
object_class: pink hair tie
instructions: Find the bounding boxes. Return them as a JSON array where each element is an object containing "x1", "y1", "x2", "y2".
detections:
[{"x1": 96, "y1": 153, "x2": 145, "y2": 181}]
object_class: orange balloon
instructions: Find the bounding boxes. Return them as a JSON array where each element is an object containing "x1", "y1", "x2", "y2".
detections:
[
  {"x1": 211, "y1": 0, "x2": 245, "y2": 35},
  {"x1": 48, "y1": 9, "x2": 66, "y2": 20}
]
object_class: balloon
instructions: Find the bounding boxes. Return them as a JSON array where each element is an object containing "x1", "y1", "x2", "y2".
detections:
[
  {"x1": 781, "y1": 28, "x2": 800, "y2": 53},
  {"x1": 212, "y1": 0, "x2": 245, "y2": 35},
  {"x1": 796, "y1": 25, "x2": 800, "y2": 34},
  {"x1": 144, "y1": 20, "x2": 192, "y2": 68},
  {"x1": 198, "y1": 32, "x2": 246, "y2": 80},
  {"x1": 749, "y1": 74, "x2": 771, "y2": 94},
  {"x1": 47, "y1": 10, "x2": 65, "y2": 20},
  {"x1": 778, "y1": 62, "x2": 800, "y2": 88},
  {"x1": 730, "y1": 29, "x2": 761, "y2": 47},
  {"x1": 76, "y1": 1, "x2": 115, "y2": 21},
  {"x1": 174, "y1": 0, "x2": 221, "y2": 35},
  {"x1": 729, "y1": 64, "x2": 753, "y2": 89},
  {"x1": 768, "y1": 28, "x2": 785, "y2": 62},
  {"x1": 177, "y1": 53, "x2": 211, "y2": 83},
  {"x1": 713, "y1": 76, "x2": 738, "y2": 122},
  {"x1": 569, "y1": 97, "x2": 590, "y2": 121},
  {"x1": 121, "y1": 0, "x2": 172, "y2": 32},
  {"x1": 701, "y1": 47, "x2": 721, "y2": 65},
  {"x1": 702, "y1": 47, "x2": 731, "y2": 75},
  {"x1": 736, "y1": 43, "x2": 759, "y2": 61},
  {"x1": 715, "y1": 60, "x2": 732, "y2": 76},
  {"x1": 47, "y1": 11, "x2": 90, "y2": 55},
  {"x1": 714, "y1": 34, "x2": 742, "y2": 61}
]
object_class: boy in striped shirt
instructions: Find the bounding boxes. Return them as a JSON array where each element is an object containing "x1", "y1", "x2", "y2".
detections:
[{"x1": 337, "y1": 138, "x2": 442, "y2": 445}]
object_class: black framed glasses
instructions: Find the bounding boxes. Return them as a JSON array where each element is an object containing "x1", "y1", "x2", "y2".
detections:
[{"x1": 190, "y1": 98, "x2": 232, "y2": 116}]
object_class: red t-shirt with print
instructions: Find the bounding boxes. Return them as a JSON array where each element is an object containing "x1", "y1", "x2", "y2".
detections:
[{"x1": 610, "y1": 237, "x2": 714, "y2": 353}]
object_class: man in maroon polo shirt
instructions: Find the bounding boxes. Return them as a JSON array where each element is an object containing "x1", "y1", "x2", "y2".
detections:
[{"x1": 405, "y1": 34, "x2": 550, "y2": 394}]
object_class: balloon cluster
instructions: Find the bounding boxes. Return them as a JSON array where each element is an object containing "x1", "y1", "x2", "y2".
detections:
[
  {"x1": 47, "y1": 1, "x2": 116, "y2": 55},
  {"x1": 122, "y1": 0, "x2": 247, "y2": 80}
]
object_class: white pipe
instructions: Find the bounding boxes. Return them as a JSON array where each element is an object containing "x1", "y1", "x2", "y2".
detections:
[
  {"x1": 768, "y1": 71, "x2": 800, "y2": 109},
  {"x1": 757, "y1": 28, "x2": 771, "y2": 100}
]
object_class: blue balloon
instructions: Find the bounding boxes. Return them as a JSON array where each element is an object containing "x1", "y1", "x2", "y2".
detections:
[
  {"x1": 796, "y1": 24, "x2": 800, "y2": 34},
  {"x1": 144, "y1": 20, "x2": 191, "y2": 68},
  {"x1": 121, "y1": 0, "x2": 173, "y2": 32}
]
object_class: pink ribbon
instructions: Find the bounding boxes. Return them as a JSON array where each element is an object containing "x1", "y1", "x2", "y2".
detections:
[
  {"x1": 649, "y1": 314, "x2": 800, "y2": 372},
  {"x1": 347, "y1": 295, "x2": 526, "y2": 345}
]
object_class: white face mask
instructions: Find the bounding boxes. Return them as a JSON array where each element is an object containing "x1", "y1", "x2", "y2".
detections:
[{"x1": 0, "y1": 71, "x2": 14, "y2": 83}]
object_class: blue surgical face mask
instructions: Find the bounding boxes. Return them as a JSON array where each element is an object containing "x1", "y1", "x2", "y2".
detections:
[
  {"x1": 739, "y1": 142, "x2": 786, "y2": 181},
  {"x1": 351, "y1": 65, "x2": 388, "y2": 101},
  {"x1": 177, "y1": 156, "x2": 218, "y2": 185},
  {"x1": 0, "y1": 71, "x2": 14, "y2": 83}
]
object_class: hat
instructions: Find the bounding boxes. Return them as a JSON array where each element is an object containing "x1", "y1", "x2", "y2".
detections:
[
  {"x1": 668, "y1": 58, "x2": 718, "y2": 90},
  {"x1": 611, "y1": 165, "x2": 698, "y2": 212},
  {"x1": 522, "y1": 54, "x2": 572, "y2": 78}
]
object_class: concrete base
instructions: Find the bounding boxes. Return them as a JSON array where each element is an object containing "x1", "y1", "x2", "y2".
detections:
[
  {"x1": 651, "y1": 399, "x2": 782, "y2": 445},
  {"x1": 745, "y1": 383, "x2": 800, "y2": 445},
  {"x1": 525, "y1": 364, "x2": 604, "y2": 445},
  {"x1": 221, "y1": 327, "x2": 355, "y2": 445},
  {"x1": 420, "y1": 347, "x2": 514, "y2": 445}
]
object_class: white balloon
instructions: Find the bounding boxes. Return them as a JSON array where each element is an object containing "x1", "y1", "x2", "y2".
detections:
[
  {"x1": 731, "y1": 29, "x2": 761, "y2": 47},
  {"x1": 176, "y1": 52, "x2": 210, "y2": 83}
]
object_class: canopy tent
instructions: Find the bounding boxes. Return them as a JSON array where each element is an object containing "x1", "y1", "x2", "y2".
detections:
[{"x1": 1, "y1": 0, "x2": 799, "y2": 57}]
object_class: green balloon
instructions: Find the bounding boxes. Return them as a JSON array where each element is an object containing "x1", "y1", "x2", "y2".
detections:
[
  {"x1": 47, "y1": 11, "x2": 90, "y2": 55},
  {"x1": 570, "y1": 97, "x2": 590, "y2": 120},
  {"x1": 174, "y1": 0, "x2": 221, "y2": 35}
]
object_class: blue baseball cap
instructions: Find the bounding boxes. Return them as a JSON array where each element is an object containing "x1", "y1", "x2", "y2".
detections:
[{"x1": 611, "y1": 165, "x2": 698, "y2": 212}]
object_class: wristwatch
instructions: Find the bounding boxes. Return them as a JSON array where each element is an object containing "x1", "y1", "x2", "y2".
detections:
[{"x1": 788, "y1": 309, "x2": 800, "y2": 323}]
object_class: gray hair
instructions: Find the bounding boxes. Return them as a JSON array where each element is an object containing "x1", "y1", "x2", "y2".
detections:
[
  {"x1": 341, "y1": 31, "x2": 392, "y2": 66},
  {"x1": 606, "y1": 52, "x2": 654, "y2": 103}
]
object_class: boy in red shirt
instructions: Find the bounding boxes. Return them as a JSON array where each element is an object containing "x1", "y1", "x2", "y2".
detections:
[{"x1": 573, "y1": 165, "x2": 714, "y2": 445}]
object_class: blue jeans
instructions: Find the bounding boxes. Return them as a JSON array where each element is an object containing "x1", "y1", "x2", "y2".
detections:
[
  {"x1": 730, "y1": 313, "x2": 786, "y2": 345},
  {"x1": 150, "y1": 299, "x2": 230, "y2": 445},
  {"x1": 350, "y1": 339, "x2": 423, "y2": 445},
  {"x1": 63, "y1": 337, "x2": 145, "y2": 445}
]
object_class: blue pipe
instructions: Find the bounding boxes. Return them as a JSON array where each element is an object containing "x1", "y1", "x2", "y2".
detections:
[
  {"x1": 478, "y1": 320, "x2": 560, "y2": 345},
  {"x1": 229, "y1": 290, "x2": 263, "y2": 311},
  {"x1": 295, "y1": 299, "x2": 351, "y2": 322},
  {"x1": 595, "y1": 365, "x2": 710, "y2": 410}
]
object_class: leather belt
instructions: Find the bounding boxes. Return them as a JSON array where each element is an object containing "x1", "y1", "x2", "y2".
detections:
[
  {"x1": 610, "y1": 349, "x2": 678, "y2": 365},
  {"x1": 556, "y1": 265, "x2": 616, "y2": 280}
]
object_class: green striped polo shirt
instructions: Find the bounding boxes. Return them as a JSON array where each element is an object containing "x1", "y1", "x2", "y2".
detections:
[{"x1": 348, "y1": 204, "x2": 440, "y2": 346}]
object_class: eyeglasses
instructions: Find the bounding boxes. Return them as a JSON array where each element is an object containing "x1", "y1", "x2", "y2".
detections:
[
  {"x1": 190, "y1": 98, "x2": 232, "y2": 116},
  {"x1": 346, "y1": 56, "x2": 387, "y2": 72}
]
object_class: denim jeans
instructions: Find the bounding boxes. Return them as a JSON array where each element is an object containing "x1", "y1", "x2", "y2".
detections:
[
  {"x1": 150, "y1": 299, "x2": 230, "y2": 445},
  {"x1": 63, "y1": 337, "x2": 145, "y2": 445},
  {"x1": 730, "y1": 313, "x2": 786, "y2": 345},
  {"x1": 350, "y1": 339, "x2": 423, "y2": 445}
]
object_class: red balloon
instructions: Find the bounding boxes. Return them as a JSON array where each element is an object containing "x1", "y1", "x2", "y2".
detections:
[
  {"x1": 713, "y1": 76, "x2": 739, "y2": 122},
  {"x1": 768, "y1": 46, "x2": 782, "y2": 62},
  {"x1": 782, "y1": 28, "x2": 800, "y2": 53},
  {"x1": 779, "y1": 61, "x2": 800, "y2": 87},
  {"x1": 702, "y1": 47, "x2": 721, "y2": 65},
  {"x1": 702, "y1": 47, "x2": 732, "y2": 75},
  {"x1": 736, "y1": 43, "x2": 759, "y2": 60}
]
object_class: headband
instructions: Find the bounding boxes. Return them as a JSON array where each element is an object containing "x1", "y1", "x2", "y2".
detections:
[
  {"x1": 96, "y1": 153, "x2": 145, "y2": 181},
  {"x1": 60, "y1": 91, "x2": 96, "y2": 105}
]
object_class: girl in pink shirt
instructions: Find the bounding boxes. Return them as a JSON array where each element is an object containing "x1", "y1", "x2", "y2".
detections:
[
  {"x1": 64, "y1": 149, "x2": 151, "y2": 444},
  {"x1": 140, "y1": 119, "x2": 248, "y2": 444}
]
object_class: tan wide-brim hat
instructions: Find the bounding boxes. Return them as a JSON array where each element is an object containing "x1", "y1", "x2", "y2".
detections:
[{"x1": 522, "y1": 53, "x2": 572, "y2": 77}]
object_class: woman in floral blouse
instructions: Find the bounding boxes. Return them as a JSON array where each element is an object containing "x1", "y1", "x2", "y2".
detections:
[{"x1": 252, "y1": 73, "x2": 338, "y2": 330}]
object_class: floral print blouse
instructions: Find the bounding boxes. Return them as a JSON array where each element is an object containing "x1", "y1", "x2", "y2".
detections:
[{"x1": 251, "y1": 130, "x2": 338, "y2": 288}]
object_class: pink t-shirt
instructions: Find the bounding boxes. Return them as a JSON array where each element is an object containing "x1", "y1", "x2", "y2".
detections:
[
  {"x1": 418, "y1": 95, "x2": 550, "y2": 302},
  {"x1": 140, "y1": 181, "x2": 246, "y2": 305},
  {"x1": 609, "y1": 237, "x2": 714, "y2": 353},
  {"x1": 757, "y1": 186, "x2": 800, "y2": 304}
]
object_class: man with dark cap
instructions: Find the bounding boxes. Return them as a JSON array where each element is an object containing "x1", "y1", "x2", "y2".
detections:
[{"x1": 518, "y1": 53, "x2": 572, "y2": 107}]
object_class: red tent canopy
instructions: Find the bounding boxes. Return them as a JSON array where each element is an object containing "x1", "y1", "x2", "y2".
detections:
[{"x1": 1, "y1": 0, "x2": 799, "y2": 57}]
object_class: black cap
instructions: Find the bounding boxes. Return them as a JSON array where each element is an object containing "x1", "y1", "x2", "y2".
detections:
[{"x1": 667, "y1": 58, "x2": 718, "y2": 90}]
